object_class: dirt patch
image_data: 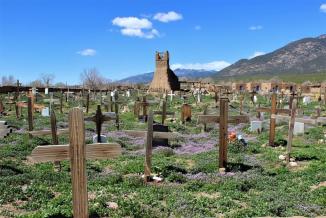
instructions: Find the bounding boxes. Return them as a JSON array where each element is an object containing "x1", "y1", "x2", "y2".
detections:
[
  {"x1": 310, "y1": 181, "x2": 326, "y2": 191},
  {"x1": 194, "y1": 192, "x2": 220, "y2": 199}
]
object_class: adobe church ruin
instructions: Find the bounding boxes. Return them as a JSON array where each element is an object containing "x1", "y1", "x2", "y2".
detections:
[{"x1": 148, "y1": 51, "x2": 180, "y2": 92}]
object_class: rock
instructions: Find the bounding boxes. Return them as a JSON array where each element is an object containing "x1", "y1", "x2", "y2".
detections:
[
  {"x1": 279, "y1": 155, "x2": 286, "y2": 160},
  {"x1": 153, "y1": 176, "x2": 163, "y2": 182},
  {"x1": 261, "y1": 143, "x2": 267, "y2": 147},
  {"x1": 290, "y1": 158, "x2": 296, "y2": 162},
  {"x1": 289, "y1": 161, "x2": 298, "y2": 167},
  {"x1": 219, "y1": 168, "x2": 226, "y2": 174},
  {"x1": 106, "y1": 202, "x2": 118, "y2": 210}
]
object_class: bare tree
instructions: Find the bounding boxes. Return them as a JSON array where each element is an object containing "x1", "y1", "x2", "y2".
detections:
[
  {"x1": 40, "y1": 73, "x2": 55, "y2": 87},
  {"x1": 1, "y1": 75, "x2": 15, "y2": 86},
  {"x1": 29, "y1": 80, "x2": 43, "y2": 87},
  {"x1": 80, "y1": 68, "x2": 107, "y2": 91}
]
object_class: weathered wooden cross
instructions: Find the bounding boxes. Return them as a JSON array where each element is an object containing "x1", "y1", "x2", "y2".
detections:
[
  {"x1": 256, "y1": 93, "x2": 291, "y2": 146},
  {"x1": 197, "y1": 97, "x2": 249, "y2": 169},
  {"x1": 29, "y1": 108, "x2": 122, "y2": 218},
  {"x1": 85, "y1": 105, "x2": 117, "y2": 142},
  {"x1": 123, "y1": 111, "x2": 177, "y2": 182},
  {"x1": 153, "y1": 100, "x2": 175, "y2": 124}
]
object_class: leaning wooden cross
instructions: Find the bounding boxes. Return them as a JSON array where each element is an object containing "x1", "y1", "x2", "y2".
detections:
[
  {"x1": 256, "y1": 93, "x2": 291, "y2": 146},
  {"x1": 29, "y1": 108, "x2": 122, "y2": 218},
  {"x1": 122, "y1": 111, "x2": 177, "y2": 182},
  {"x1": 197, "y1": 97, "x2": 249, "y2": 169},
  {"x1": 85, "y1": 105, "x2": 117, "y2": 142}
]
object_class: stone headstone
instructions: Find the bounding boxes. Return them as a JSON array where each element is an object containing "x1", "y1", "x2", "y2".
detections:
[
  {"x1": 317, "y1": 117, "x2": 326, "y2": 125},
  {"x1": 41, "y1": 107, "x2": 50, "y2": 117},
  {"x1": 284, "y1": 105, "x2": 290, "y2": 110},
  {"x1": 253, "y1": 95, "x2": 258, "y2": 103},
  {"x1": 92, "y1": 134, "x2": 108, "y2": 143},
  {"x1": 250, "y1": 121, "x2": 263, "y2": 132},
  {"x1": 303, "y1": 96, "x2": 311, "y2": 105},
  {"x1": 32, "y1": 87, "x2": 37, "y2": 95},
  {"x1": 293, "y1": 122, "x2": 305, "y2": 135},
  {"x1": 45, "y1": 88, "x2": 49, "y2": 95}
]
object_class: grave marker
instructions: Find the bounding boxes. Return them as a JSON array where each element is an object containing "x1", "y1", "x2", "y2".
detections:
[
  {"x1": 197, "y1": 98, "x2": 249, "y2": 168},
  {"x1": 29, "y1": 108, "x2": 122, "y2": 218}
]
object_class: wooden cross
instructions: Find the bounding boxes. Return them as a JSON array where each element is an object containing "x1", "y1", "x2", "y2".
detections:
[
  {"x1": 122, "y1": 111, "x2": 177, "y2": 182},
  {"x1": 153, "y1": 100, "x2": 175, "y2": 124},
  {"x1": 29, "y1": 109, "x2": 69, "y2": 169},
  {"x1": 271, "y1": 100, "x2": 319, "y2": 164},
  {"x1": 167, "y1": 90, "x2": 176, "y2": 102},
  {"x1": 29, "y1": 108, "x2": 122, "y2": 218},
  {"x1": 222, "y1": 89, "x2": 233, "y2": 100},
  {"x1": 197, "y1": 97, "x2": 249, "y2": 169},
  {"x1": 256, "y1": 93, "x2": 291, "y2": 146},
  {"x1": 85, "y1": 105, "x2": 117, "y2": 143}
]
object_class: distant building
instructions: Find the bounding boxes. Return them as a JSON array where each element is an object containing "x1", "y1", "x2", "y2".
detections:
[{"x1": 148, "y1": 51, "x2": 180, "y2": 92}]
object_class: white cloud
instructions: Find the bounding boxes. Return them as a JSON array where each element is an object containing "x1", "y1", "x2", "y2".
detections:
[
  {"x1": 194, "y1": 25, "x2": 201, "y2": 30},
  {"x1": 112, "y1": 17, "x2": 152, "y2": 29},
  {"x1": 249, "y1": 25, "x2": 263, "y2": 31},
  {"x1": 171, "y1": 60, "x2": 231, "y2": 71},
  {"x1": 121, "y1": 28, "x2": 159, "y2": 39},
  {"x1": 321, "y1": 4, "x2": 326, "y2": 13},
  {"x1": 112, "y1": 16, "x2": 159, "y2": 39},
  {"x1": 249, "y1": 51, "x2": 265, "y2": 59},
  {"x1": 153, "y1": 11, "x2": 183, "y2": 23},
  {"x1": 77, "y1": 49, "x2": 96, "y2": 56}
]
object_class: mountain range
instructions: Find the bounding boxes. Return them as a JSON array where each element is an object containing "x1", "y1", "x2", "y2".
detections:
[{"x1": 118, "y1": 34, "x2": 326, "y2": 84}]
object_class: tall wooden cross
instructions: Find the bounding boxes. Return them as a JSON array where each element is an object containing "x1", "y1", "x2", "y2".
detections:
[
  {"x1": 197, "y1": 97, "x2": 249, "y2": 169},
  {"x1": 85, "y1": 105, "x2": 117, "y2": 142},
  {"x1": 256, "y1": 93, "x2": 291, "y2": 146},
  {"x1": 29, "y1": 108, "x2": 122, "y2": 218},
  {"x1": 270, "y1": 100, "x2": 318, "y2": 164}
]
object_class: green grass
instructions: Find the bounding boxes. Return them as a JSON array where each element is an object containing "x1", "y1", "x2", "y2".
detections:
[{"x1": 0, "y1": 92, "x2": 326, "y2": 217}]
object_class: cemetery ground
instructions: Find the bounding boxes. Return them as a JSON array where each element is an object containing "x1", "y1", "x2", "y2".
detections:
[{"x1": 0, "y1": 93, "x2": 326, "y2": 217}]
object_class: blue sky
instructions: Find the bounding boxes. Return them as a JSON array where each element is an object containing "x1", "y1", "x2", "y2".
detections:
[{"x1": 0, "y1": 0, "x2": 325, "y2": 84}]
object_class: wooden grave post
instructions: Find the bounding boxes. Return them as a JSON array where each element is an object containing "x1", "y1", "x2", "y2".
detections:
[
  {"x1": 60, "y1": 92, "x2": 63, "y2": 114},
  {"x1": 197, "y1": 97, "x2": 249, "y2": 169},
  {"x1": 27, "y1": 96, "x2": 34, "y2": 132},
  {"x1": 29, "y1": 108, "x2": 122, "y2": 218},
  {"x1": 85, "y1": 105, "x2": 117, "y2": 143},
  {"x1": 86, "y1": 93, "x2": 90, "y2": 114},
  {"x1": 286, "y1": 99, "x2": 297, "y2": 164}
]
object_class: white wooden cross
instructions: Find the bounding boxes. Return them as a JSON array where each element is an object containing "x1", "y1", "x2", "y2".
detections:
[
  {"x1": 29, "y1": 108, "x2": 122, "y2": 218},
  {"x1": 168, "y1": 90, "x2": 176, "y2": 102}
]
